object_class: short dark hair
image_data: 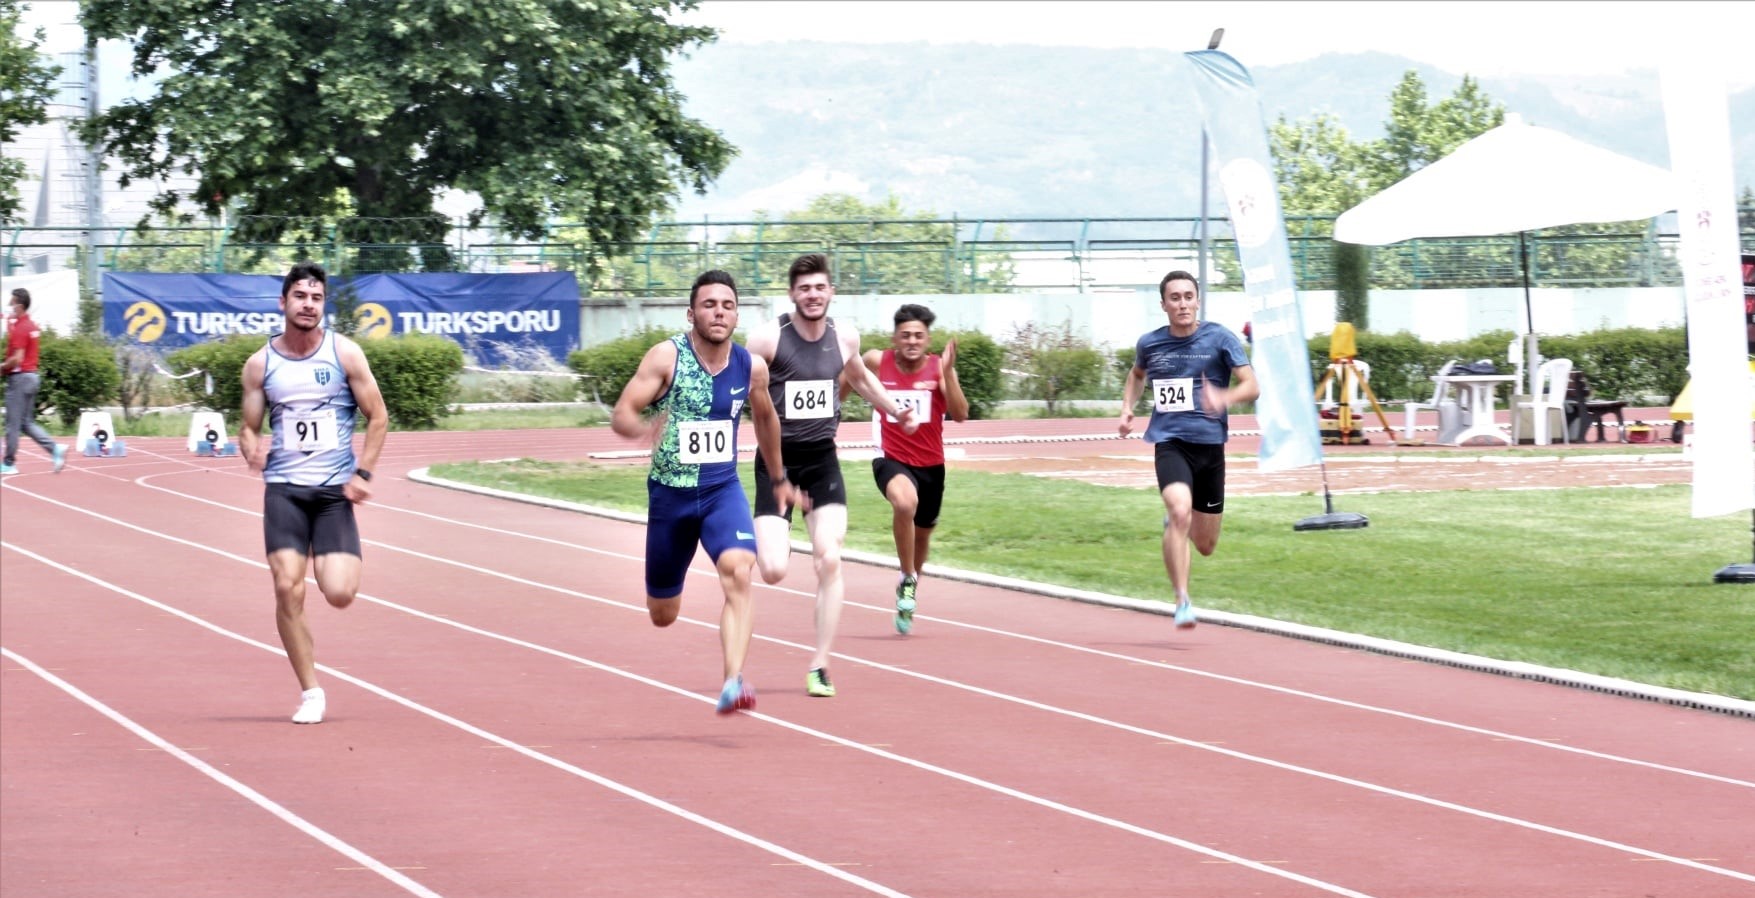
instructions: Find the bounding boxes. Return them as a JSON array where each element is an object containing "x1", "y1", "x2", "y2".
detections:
[
  {"x1": 9, "y1": 288, "x2": 29, "y2": 310},
  {"x1": 789, "y1": 252, "x2": 831, "y2": 287},
  {"x1": 893, "y1": 303, "x2": 935, "y2": 329},
  {"x1": 281, "y1": 261, "x2": 328, "y2": 297},
  {"x1": 689, "y1": 269, "x2": 739, "y2": 306},
  {"x1": 1159, "y1": 270, "x2": 1199, "y2": 299}
]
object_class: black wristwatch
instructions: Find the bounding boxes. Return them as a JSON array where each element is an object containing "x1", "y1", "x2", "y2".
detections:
[{"x1": 354, "y1": 468, "x2": 373, "y2": 482}]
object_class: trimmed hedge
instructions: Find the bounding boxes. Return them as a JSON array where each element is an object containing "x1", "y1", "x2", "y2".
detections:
[
  {"x1": 567, "y1": 326, "x2": 672, "y2": 405},
  {"x1": 360, "y1": 333, "x2": 464, "y2": 429},
  {"x1": 37, "y1": 333, "x2": 123, "y2": 427},
  {"x1": 166, "y1": 334, "x2": 270, "y2": 425}
]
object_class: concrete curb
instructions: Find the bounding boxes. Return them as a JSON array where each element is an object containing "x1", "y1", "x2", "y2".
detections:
[{"x1": 407, "y1": 465, "x2": 1753, "y2": 720}]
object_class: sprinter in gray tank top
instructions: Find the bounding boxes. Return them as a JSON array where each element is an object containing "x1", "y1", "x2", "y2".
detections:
[{"x1": 745, "y1": 253, "x2": 919, "y2": 699}]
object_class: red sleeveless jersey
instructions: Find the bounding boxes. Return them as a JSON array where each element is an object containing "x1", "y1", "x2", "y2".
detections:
[{"x1": 872, "y1": 349, "x2": 946, "y2": 466}]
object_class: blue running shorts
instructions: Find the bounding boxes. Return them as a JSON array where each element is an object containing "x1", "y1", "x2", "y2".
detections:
[{"x1": 645, "y1": 477, "x2": 758, "y2": 599}]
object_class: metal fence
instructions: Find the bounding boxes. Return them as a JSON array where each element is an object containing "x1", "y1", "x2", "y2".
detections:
[{"x1": 5, "y1": 211, "x2": 1734, "y2": 297}]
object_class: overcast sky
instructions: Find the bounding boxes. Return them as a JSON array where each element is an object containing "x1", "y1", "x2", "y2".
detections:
[
  {"x1": 15, "y1": 0, "x2": 1750, "y2": 88},
  {"x1": 681, "y1": 0, "x2": 1751, "y2": 88}
]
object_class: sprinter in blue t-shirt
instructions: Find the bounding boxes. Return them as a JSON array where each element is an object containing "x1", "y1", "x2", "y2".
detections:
[{"x1": 1118, "y1": 270, "x2": 1259, "y2": 631}]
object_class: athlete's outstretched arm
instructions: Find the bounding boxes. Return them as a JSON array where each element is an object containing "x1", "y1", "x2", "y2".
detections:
[
  {"x1": 1118, "y1": 363, "x2": 1147, "y2": 437},
  {"x1": 748, "y1": 356, "x2": 802, "y2": 511},
  {"x1": 940, "y1": 338, "x2": 970, "y2": 423},
  {"x1": 840, "y1": 325, "x2": 917, "y2": 432}
]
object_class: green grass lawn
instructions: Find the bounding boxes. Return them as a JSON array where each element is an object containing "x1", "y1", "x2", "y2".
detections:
[{"x1": 427, "y1": 456, "x2": 1755, "y2": 702}]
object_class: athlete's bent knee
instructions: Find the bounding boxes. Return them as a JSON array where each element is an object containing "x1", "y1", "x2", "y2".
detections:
[{"x1": 647, "y1": 598, "x2": 679, "y2": 627}]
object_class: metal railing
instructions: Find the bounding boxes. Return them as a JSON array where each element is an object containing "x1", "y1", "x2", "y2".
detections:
[{"x1": 5, "y1": 211, "x2": 1734, "y2": 296}]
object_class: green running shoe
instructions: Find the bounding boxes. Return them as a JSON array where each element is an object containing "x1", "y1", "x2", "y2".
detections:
[
  {"x1": 895, "y1": 576, "x2": 917, "y2": 635},
  {"x1": 806, "y1": 667, "x2": 836, "y2": 697}
]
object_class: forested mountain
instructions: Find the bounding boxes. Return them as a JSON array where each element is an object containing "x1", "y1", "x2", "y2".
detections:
[{"x1": 667, "y1": 42, "x2": 1753, "y2": 222}]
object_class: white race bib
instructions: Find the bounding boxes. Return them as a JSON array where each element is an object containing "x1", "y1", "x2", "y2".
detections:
[
  {"x1": 1152, "y1": 378, "x2": 1194, "y2": 414},
  {"x1": 677, "y1": 420, "x2": 734, "y2": 464},
  {"x1": 285, "y1": 408, "x2": 338, "y2": 452},
  {"x1": 887, "y1": 389, "x2": 931, "y2": 423},
  {"x1": 783, "y1": 379, "x2": 835, "y2": 419}
]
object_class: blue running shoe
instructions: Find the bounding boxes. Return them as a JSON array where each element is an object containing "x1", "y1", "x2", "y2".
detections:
[
  {"x1": 1173, "y1": 598, "x2": 1197, "y2": 630},
  {"x1": 895, "y1": 576, "x2": 917, "y2": 635},
  {"x1": 716, "y1": 674, "x2": 755, "y2": 715},
  {"x1": 52, "y1": 443, "x2": 66, "y2": 473}
]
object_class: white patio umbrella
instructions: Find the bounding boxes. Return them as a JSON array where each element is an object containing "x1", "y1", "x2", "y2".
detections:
[{"x1": 1334, "y1": 114, "x2": 1679, "y2": 394}]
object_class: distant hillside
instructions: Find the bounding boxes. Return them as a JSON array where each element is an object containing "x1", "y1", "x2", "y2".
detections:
[{"x1": 667, "y1": 42, "x2": 1753, "y2": 222}]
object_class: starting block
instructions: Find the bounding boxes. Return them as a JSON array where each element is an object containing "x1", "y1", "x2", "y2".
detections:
[
  {"x1": 188, "y1": 411, "x2": 237, "y2": 456},
  {"x1": 76, "y1": 411, "x2": 127, "y2": 457}
]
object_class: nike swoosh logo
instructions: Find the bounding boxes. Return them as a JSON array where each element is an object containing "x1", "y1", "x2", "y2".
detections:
[
  {"x1": 730, "y1": 387, "x2": 746, "y2": 395},
  {"x1": 1204, "y1": 501, "x2": 1222, "y2": 509}
]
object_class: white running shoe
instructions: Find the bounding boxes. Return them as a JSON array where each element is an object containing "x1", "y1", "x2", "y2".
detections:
[{"x1": 292, "y1": 687, "x2": 326, "y2": 724}]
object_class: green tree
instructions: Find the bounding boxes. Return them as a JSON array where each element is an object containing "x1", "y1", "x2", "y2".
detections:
[
  {"x1": 79, "y1": 0, "x2": 735, "y2": 271},
  {"x1": 723, "y1": 193, "x2": 1015, "y2": 295},
  {"x1": 558, "y1": 193, "x2": 1017, "y2": 297},
  {"x1": 0, "y1": 0, "x2": 61, "y2": 225},
  {"x1": 1273, "y1": 71, "x2": 1519, "y2": 294}
]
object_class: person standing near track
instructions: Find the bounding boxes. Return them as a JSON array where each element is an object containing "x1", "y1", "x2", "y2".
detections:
[
  {"x1": 2, "y1": 288, "x2": 68, "y2": 476},
  {"x1": 1117, "y1": 270, "x2": 1257, "y2": 629},
  {"x1": 856, "y1": 303, "x2": 967, "y2": 634},
  {"x1": 612, "y1": 270, "x2": 799, "y2": 715},
  {"x1": 746, "y1": 253, "x2": 917, "y2": 699},
  {"x1": 239, "y1": 262, "x2": 389, "y2": 724}
]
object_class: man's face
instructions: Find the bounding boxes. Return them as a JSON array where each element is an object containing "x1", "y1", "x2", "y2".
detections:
[
  {"x1": 789, "y1": 272, "x2": 834, "y2": 321},
  {"x1": 688, "y1": 283, "x2": 739, "y2": 345},
  {"x1": 280, "y1": 278, "x2": 327, "y2": 333},
  {"x1": 7, "y1": 299, "x2": 22, "y2": 322},
  {"x1": 892, "y1": 320, "x2": 930, "y2": 363},
  {"x1": 1161, "y1": 279, "x2": 1199, "y2": 328}
]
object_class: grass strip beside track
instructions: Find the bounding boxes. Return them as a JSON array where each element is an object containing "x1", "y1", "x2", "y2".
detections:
[{"x1": 426, "y1": 457, "x2": 1755, "y2": 702}]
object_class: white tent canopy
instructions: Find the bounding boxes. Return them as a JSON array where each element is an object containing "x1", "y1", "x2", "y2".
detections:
[
  {"x1": 1334, "y1": 114, "x2": 1678, "y2": 246},
  {"x1": 1334, "y1": 114, "x2": 1679, "y2": 395}
]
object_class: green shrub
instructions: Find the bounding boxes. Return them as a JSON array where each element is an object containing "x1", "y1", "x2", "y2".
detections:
[
  {"x1": 567, "y1": 327, "x2": 672, "y2": 405},
  {"x1": 165, "y1": 334, "x2": 270, "y2": 425},
  {"x1": 37, "y1": 333, "x2": 122, "y2": 427},
  {"x1": 1306, "y1": 326, "x2": 1687, "y2": 406},
  {"x1": 1537, "y1": 327, "x2": 1687, "y2": 403},
  {"x1": 1003, "y1": 322, "x2": 1109, "y2": 413},
  {"x1": 361, "y1": 333, "x2": 465, "y2": 429}
]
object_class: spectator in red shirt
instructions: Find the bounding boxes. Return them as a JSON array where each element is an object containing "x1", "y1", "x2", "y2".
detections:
[{"x1": 2, "y1": 288, "x2": 67, "y2": 475}]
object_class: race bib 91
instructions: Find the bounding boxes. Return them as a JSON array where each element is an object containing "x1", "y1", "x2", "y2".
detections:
[
  {"x1": 1152, "y1": 378, "x2": 1194, "y2": 413},
  {"x1": 285, "y1": 408, "x2": 338, "y2": 452},
  {"x1": 784, "y1": 379, "x2": 835, "y2": 419},
  {"x1": 677, "y1": 420, "x2": 734, "y2": 464}
]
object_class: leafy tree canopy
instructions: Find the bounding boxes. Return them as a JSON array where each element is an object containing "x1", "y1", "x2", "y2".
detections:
[
  {"x1": 1272, "y1": 71, "x2": 1506, "y2": 224},
  {"x1": 79, "y1": 0, "x2": 735, "y2": 256},
  {"x1": 0, "y1": 0, "x2": 62, "y2": 225}
]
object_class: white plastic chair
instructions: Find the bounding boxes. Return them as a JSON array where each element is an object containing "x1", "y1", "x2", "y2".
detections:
[
  {"x1": 1321, "y1": 359, "x2": 1371, "y2": 411},
  {"x1": 1517, "y1": 358, "x2": 1574, "y2": 446},
  {"x1": 1403, "y1": 360, "x2": 1457, "y2": 441}
]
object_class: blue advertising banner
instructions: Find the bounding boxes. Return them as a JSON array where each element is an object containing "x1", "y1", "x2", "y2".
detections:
[
  {"x1": 103, "y1": 272, "x2": 581, "y2": 365},
  {"x1": 1182, "y1": 50, "x2": 1324, "y2": 473}
]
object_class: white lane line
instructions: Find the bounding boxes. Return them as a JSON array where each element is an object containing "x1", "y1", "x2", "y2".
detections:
[
  {"x1": 0, "y1": 645, "x2": 446, "y2": 898},
  {"x1": 137, "y1": 468, "x2": 1755, "y2": 790},
  {"x1": 2, "y1": 541, "x2": 1372, "y2": 898},
  {"x1": 1, "y1": 542, "x2": 917, "y2": 898},
  {"x1": 10, "y1": 481, "x2": 1755, "y2": 887}
]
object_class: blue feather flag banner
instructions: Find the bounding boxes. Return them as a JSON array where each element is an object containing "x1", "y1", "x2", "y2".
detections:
[{"x1": 1181, "y1": 50, "x2": 1322, "y2": 472}]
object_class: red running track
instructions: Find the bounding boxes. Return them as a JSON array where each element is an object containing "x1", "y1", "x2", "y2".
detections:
[{"x1": 2, "y1": 428, "x2": 1751, "y2": 898}]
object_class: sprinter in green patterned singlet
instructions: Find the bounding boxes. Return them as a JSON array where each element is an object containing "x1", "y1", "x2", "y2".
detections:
[{"x1": 612, "y1": 270, "x2": 799, "y2": 714}]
